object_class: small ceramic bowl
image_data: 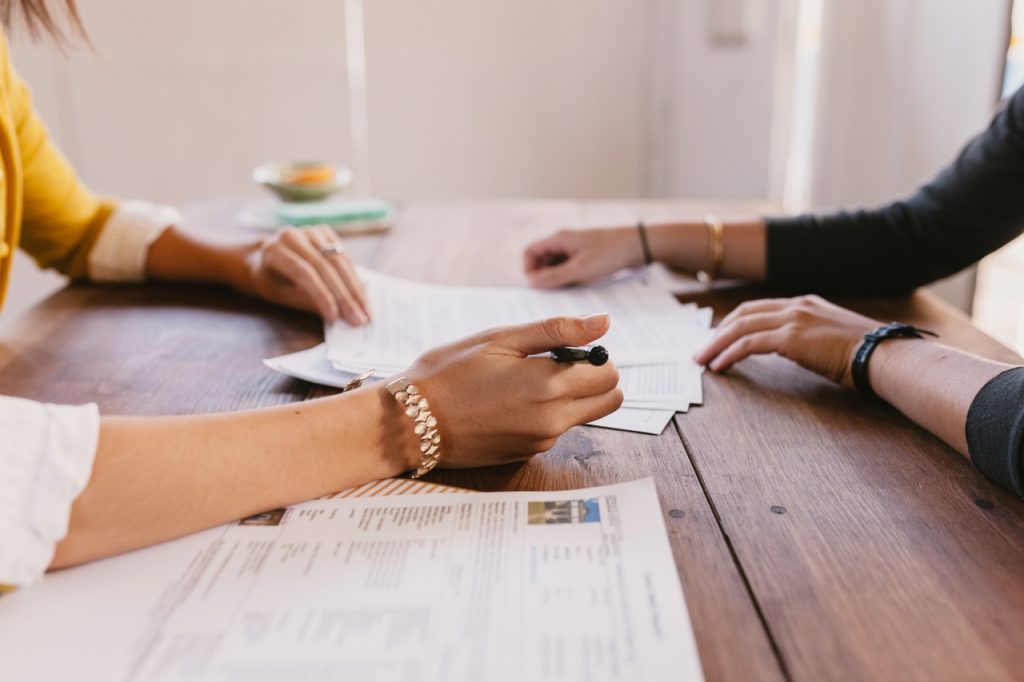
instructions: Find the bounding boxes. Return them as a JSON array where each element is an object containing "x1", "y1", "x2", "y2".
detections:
[{"x1": 253, "y1": 161, "x2": 354, "y2": 203}]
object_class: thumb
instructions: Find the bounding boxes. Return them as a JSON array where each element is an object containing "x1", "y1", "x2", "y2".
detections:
[{"x1": 494, "y1": 314, "x2": 611, "y2": 357}]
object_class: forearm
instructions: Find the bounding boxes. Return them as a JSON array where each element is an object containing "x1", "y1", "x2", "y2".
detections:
[
  {"x1": 645, "y1": 219, "x2": 767, "y2": 280},
  {"x1": 869, "y1": 340, "x2": 1012, "y2": 456},
  {"x1": 524, "y1": 217, "x2": 766, "y2": 288},
  {"x1": 145, "y1": 224, "x2": 260, "y2": 293},
  {"x1": 52, "y1": 385, "x2": 417, "y2": 569},
  {"x1": 698, "y1": 294, "x2": 1023, "y2": 495},
  {"x1": 766, "y1": 89, "x2": 1024, "y2": 295}
]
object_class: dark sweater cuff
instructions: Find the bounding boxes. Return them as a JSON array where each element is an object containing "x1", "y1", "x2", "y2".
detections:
[{"x1": 966, "y1": 367, "x2": 1024, "y2": 498}]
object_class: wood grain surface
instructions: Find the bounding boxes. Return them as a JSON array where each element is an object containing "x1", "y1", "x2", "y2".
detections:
[
  {"x1": 3, "y1": 200, "x2": 1023, "y2": 681},
  {"x1": 677, "y1": 286, "x2": 1024, "y2": 681}
]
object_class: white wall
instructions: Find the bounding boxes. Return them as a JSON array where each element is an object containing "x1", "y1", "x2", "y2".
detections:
[
  {"x1": 7, "y1": 0, "x2": 796, "y2": 203},
  {"x1": 51, "y1": 0, "x2": 353, "y2": 205},
  {"x1": 360, "y1": 0, "x2": 795, "y2": 201},
  {"x1": 649, "y1": 0, "x2": 795, "y2": 199},
  {"x1": 807, "y1": 0, "x2": 1010, "y2": 311},
  {"x1": 361, "y1": 0, "x2": 651, "y2": 199}
]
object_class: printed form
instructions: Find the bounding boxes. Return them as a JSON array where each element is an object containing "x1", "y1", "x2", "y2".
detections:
[
  {"x1": 326, "y1": 268, "x2": 693, "y2": 370},
  {"x1": 0, "y1": 478, "x2": 703, "y2": 682}
]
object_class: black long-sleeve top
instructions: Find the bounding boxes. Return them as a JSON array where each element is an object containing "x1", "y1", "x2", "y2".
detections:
[{"x1": 765, "y1": 85, "x2": 1024, "y2": 497}]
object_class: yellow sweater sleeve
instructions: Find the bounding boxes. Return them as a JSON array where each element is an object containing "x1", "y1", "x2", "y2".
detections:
[{"x1": 4, "y1": 43, "x2": 115, "y2": 279}]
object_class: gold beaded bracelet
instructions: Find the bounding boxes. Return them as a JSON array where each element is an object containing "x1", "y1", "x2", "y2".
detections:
[{"x1": 386, "y1": 377, "x2": 442, "y2": 478}]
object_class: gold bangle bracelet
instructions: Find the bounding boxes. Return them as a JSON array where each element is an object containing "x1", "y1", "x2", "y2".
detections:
[
  {"x1": 386, "y1": 377, "x2": 443, "y2": 478},
  {"x1": 696, "y1": 214, "x2": 724, "y2": 285}
]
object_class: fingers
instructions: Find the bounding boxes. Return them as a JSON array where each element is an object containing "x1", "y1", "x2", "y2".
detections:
[
  {"x1": 523, "y1": 232, "x2": 571, "y2": 273},
  {"x1": 523, "y1": 231, "x2": 583, "y2": 289},
  {"x1": 568, "y1": 388, "x2": 626, "y2": 426},
  {"x1": 531, "y1": 374, "x2": 623, "y2": 450},
  {"x1": 492, "y1": 314, "x2": 611, "y2": 357},
  {"x1": 695, "y1": 310, "x2": 790, "y2": 366},
  {"x1": 551, "y1": 360, "x2": 620, "y2": 400},
  {"x1": 704, "y1": 329, "x2": 790, "y2": 372},
  {"x1": 526, "y1": 260, "x2": 584, "y2": 289},
  {"x1": 279, "y1": 229, "x2": 367, "y2": 325},
  {"x1": 534, "y1": 385, "x2": 624, "y2": 447},
  {"x1": 696, "y1": 294, "x2": 871, "y2": 379},
  {"x1": 308, "y1": 228, "x2": 372, "y2": 323},
  {"x1": 262, "y1": 245, "x2": 340, "y2": 320},
  {"x1": 717, "y1": 297, "x2": 792, "y2": 328}
]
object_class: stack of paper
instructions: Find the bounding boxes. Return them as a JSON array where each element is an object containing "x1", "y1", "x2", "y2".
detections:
[
  {"x1": 265, "y1": 268, "x2": 713, "y2": 435},
  {"x1": 0, "y1": 478, "x2": 705, "y2": 681}
]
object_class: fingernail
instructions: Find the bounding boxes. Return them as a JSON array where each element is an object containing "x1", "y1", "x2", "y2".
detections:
[{"x1": 582, "y1": 313, "x2": 610, "y2": 331}]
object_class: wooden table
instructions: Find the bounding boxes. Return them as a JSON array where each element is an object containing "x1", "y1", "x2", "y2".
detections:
[{"x1": 2, "y1": 200, "x2": 1023, "y2": 681}]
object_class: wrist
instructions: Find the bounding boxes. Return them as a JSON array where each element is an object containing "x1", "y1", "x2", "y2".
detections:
[
  {"x1": 223, "y1": 241, "x2": 263, "y2": 294},
  {"x1": 851, "y1": 323, "x2": 938, "y2": 396},
  {"x1": 612, "y1": 225, "x2": 648, "y2": 269},
  {"x1": 645, "y1": 222, "x2": 704, "y2": 271},
  {"x1": 372, "y1": 383, "x2": 425, "y2": 474},
  {"x1": 866, "y1": 337, "x2": 932, "y2": 400},
  {"x1": 640, "y1": 218, "x2": 767, "y2": 280},
  {"x1": 146, "y1": 225, "x2": 263, "y2": 291},
  {"x1": 328, "y1": 384, "x2": 422, "y2": 480}
]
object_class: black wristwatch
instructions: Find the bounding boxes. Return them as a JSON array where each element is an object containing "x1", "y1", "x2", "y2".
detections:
[{"x1": 851, "y1": 322, "x2": 937, "y2": 396}]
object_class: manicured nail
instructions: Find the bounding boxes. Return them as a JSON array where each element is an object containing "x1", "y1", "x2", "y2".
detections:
[{"x1": 582, "y1": 313, "x2": 610, "y2": 331}]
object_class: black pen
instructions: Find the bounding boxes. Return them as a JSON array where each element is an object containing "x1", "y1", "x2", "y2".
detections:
[{"x1": 549, "y1": 345, "x2": 609, "y2": 366}]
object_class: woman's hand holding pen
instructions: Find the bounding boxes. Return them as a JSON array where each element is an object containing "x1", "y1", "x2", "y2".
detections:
[
  {"x1": 243, "y1": 225, "x2": 372, "y2": 326},
  {"x1": 396, "y1": 313, "x2": 624, "y2": 468}
]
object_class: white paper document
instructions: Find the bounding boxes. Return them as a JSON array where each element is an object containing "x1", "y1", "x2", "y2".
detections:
[
  {"x1": 588, "y1": 407, "x2": 676, "y2": 435},
  {"x1": 263, "y1": 343, "x2": 361, "y2": 389},
  {"x1": 326, "y1": 269, "x2": 692, "y2": 370},
  {"x1": 0, "y1": 478, "x2": 704, "y2": 682}
]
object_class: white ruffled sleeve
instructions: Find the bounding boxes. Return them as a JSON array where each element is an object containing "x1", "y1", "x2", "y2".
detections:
[
  {"x1": 0, "y1": 396, "x2": 100, "y2": 587},
  {"x1": 87, "y1": 200, "x2": 180, "y2": 283}
]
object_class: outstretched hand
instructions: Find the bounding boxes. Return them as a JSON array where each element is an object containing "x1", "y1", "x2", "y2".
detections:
[
  {"x1": 523, "y1": 227, "x2": 642, "y2": 289},
  {"x1": 695, "y1": 295, "x2": 880, "y2": 387}
]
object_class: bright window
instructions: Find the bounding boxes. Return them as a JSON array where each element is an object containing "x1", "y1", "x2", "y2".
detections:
[{"x1": 973, "y1": 0, "x2": 1024, "y2": 352}]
